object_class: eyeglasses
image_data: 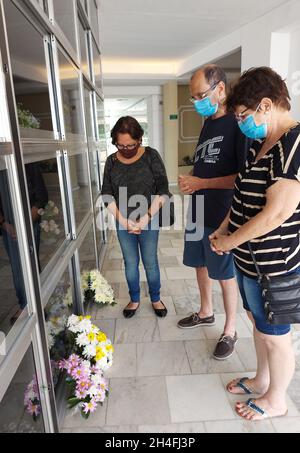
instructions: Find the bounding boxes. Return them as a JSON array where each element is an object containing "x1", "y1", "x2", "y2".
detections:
[
  {"x1": 189, "y1": 81, "x2": 220, "y2": 104},
  {"x1": 235, "y1": 104, "x2": 261, "y2": 122},
  {"x1": 115, "y1": 143, "x2": 138, "y2": 151}
]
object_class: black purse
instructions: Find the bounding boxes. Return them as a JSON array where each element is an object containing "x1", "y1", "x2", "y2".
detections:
[
  {"x1": 145, "y1": 149, "x2": 175, "y2": 228},
  {"x1": 241, "y1": 197, "x2": 300, "y2": 325}
]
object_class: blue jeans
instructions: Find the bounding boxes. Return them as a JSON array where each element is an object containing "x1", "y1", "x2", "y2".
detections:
[
  {"x1": 117, "y1": 225, "x2": 161, "y2": 303},
  {"x1": 2, "y1": 221, "x2": 41, "y2": 310}
]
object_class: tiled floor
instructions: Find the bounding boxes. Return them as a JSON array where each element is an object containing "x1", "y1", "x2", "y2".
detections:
[{"x1": 63, "y1": 228, "x2": 300, "y2": 434}]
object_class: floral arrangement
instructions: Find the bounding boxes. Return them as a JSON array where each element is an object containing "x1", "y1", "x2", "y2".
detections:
[
  {"x1": 59, "y1": 354, "x2": 109, "y2": 419},
  {"x1": 58, "y1": 315, "x2": 113, "y2": 418},
  {"x1": 38, "y1": 201, "x2": 60, "y2": 237},
  {"x1": 67, "y1": 315, "x2": 113, "y2": 371},
  {"x1": 81, "y1": 269, "x2": 115, "y2": 306}
]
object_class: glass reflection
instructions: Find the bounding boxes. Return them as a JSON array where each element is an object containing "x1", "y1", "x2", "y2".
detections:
[
  {"x1": 58, "y1": 52, "x2": 84, "y2": 136},
  {"x1": 84, "y1": 88, "x2": 100, "y2": 201},
  {"x1": 4, "y1": 1, "x2": 53, "y2": 134},
  {"x1": 69, "y1": 153, "x2": 92, "y2": 229},
  {"x1": 44, "y1": 268, "x2": 74, "y2": 399},
  {"x1": 52, "y1": 0, "x2": 77, "y2": 53},
  {"x1": 0, "y1": 159, "x2": 29, "y2": 333},
  {"x1": 0, "y1": 346, "x2": 45, "y2": 433},
  {"x1": 79, "y1": 19, "x2": 90, "y2": 77},
  {"x1": 78, "y1": 226, "x2": 97, "y2": 272},
  {"x1": 96, "y1": 97, "x2": 108, "y2": 178},
  {"x1": 92, "y1": 39, "x2": 102, "y2": 91},
  {"x1": 30, "y1": 158, "x2": 66, "y2": 272}
]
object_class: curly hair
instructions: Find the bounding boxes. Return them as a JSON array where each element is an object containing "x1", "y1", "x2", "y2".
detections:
[{"x1": 226, "y1": 67, "x2": 291, "y2": 112}]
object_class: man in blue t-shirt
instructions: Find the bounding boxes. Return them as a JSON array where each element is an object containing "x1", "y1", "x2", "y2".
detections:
[{"x1": 177, "y1": 65, "x2": 251, "y2": 360}]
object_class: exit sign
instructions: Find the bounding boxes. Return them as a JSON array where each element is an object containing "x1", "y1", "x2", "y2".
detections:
[{"x1": 169, "y1": 114, "x2": 178, "y2": 120}]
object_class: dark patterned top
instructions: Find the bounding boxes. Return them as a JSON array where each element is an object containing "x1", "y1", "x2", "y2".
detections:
[
  {"x1": 229, "y1": 124, "x2": 300, "y2": 278},
  {"x1": 101, "y1": 147, "x2": 169, "y2": 218}
]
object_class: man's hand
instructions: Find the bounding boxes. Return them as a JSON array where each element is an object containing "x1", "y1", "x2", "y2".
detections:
[{"x1": 178, "y1": 175, "x2": 203, "y2": 194}]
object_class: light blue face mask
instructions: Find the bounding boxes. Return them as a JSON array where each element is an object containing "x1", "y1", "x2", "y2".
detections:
[
  {"x1": 194, "y1": 96, "x2": 218, "y2": 117},
  {"x1": 238, "y1": 105, "x2": 268, "y2": 140}
]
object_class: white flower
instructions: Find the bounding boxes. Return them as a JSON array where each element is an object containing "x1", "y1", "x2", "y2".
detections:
[
  {"x1": 48, "y1": 201, "x2": 55, "y2": 208},
  {"x1": 76, "y1": 333, "x2": 90, "y2": 347},
  {"x1": 91, "y1": 373, "x2": 105, "y2": 386},
  {"x1": 77, "y1": 318, "x2": 93, "y2": 333},
  {"x1": 67, "y1": 314, "x2": 80, "y2": 328},
  {"x1": 83, "y1": 344, "x2": 97, "y2": 358},
  {"x1": 87, "y1": 385, "x2": 98, "y2": 397}
]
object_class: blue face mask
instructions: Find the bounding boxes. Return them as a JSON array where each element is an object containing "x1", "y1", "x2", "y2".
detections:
[
  {"x1": 194, "y1": 96, "x2": 218, "y2": 117},
  {"x1": 238, "y1": 107, "x2": 268, "y2": 140}
]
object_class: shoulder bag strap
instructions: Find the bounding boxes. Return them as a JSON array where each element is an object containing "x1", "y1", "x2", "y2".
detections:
[{"x1": 240, "y1": 191, "x2": 264, "y2": 282}]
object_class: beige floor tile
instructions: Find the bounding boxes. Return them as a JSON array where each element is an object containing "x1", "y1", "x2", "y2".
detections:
[
  {"x1": 166, "y1": 374, "x2": 235, "y2": 423},
  {"x1": 158, "y1": 315, "x2": 206, "y2": 342},
  {"x1": 115, "y1": 317, "x2": 160, "y2": 344},
  {"x1": 137, "y1": 341, "x2": 191, "y2": 376},
  {"x1": 71, "y1": 426, "x2": 139, "y2": 433},
  {"x1": 160, "y1": 248, "x2": 184, "y2": 257},
  {"x1": 185, "y1": 340, "x2": 246, "y2": 374},
  {"x1": 271, "y1": 417, "x2": 300, "y2": 433},
  {"x1": 106, "y1": 377, "x2": 171, "y2": 426},
  {"x1": 202, "y1": 314, "x2": 252, "y2": 340},
  {"x1": 105, "y1": 344, "x2": 137, "y2": 378},
  {"x1": 205, "y1": 419, "x2": 275, "y2": 433},
  {"x1": 160, "y1": 280, "x2": 189, "y2": 297},
  {"x1": 235, "y1": 338, "x2": 257, "y2": 371},
  {"x1": 138, "y1": 423, "x2": 206, "y2": 433},
  {"x1": 165, "y1": 267, "x2": 197, "y2": 280}
]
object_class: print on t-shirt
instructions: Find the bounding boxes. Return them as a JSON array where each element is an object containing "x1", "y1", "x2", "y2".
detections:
[{"x1": 195, "y1": 135, "x2": 224, "y2": 165}]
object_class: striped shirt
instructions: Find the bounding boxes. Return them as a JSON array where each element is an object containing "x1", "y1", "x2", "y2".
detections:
[{"x1": 229, "y1": 125, "x2": 300, "y2": 279}]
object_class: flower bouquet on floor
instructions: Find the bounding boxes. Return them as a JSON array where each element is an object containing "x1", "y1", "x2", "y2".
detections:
[
  {"x1": 59, "y1": 314, "x2": 113, "y2": 419},
  {"x1": 81, "y1": 269, "x2": 116, "y2": 307}
]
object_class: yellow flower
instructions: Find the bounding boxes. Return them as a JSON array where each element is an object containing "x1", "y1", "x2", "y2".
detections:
[
  {"x1": 87, "y1": 332, "x2": 95, "y2": 342},
  {"x1": 95, "y1": 346, "x2": 105, "y2": 361},
  {"x1": 97, "y1": 332, "x2": 107, "y2": 342},
  {"x1": 106, "y1": 344, "x2": 114, "y2": 352},
  {"x1": 85, "y1": 316, "x2": 91, "y2": 320}
]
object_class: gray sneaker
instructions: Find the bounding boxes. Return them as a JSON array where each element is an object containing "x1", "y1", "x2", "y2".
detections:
[
  {"x1": 213, "y1": 332, "x2": 238, "y2": 361},
  {"x1": 177, "y1": 313, "x2": 216, "y2": 329}
]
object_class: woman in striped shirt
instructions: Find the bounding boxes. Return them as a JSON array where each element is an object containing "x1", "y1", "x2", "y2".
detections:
[{"x1": 210, "y1": 67, "x2": 300, "y2": 421}]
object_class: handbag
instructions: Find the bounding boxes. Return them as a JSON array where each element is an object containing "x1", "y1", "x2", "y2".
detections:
[
  {"x1": 240, "y1": 195, "x2": 300, "y2": 325},
  {"x1": 145, "y1": 149, "x2": 175, "y2": 228}
]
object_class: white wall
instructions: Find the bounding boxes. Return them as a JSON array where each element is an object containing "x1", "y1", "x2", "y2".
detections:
[
  {"x1": 103, "y1": 85, "x2": 165, "y2": 157},
  {"x1": 177, "y1": 0, "x2": 300, "y2": 120}
]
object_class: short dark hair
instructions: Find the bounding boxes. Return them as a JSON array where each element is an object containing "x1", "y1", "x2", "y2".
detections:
[
  {"x1": 191, "y1": 64, "x2": 227, "y2": 86},
  {"x1": 111, "y1": 116, "x2": 144, "y2": 145},
  {"x1": 226, "y1": 67, "x2": 291, "y2": 112},
  {"x1": 203, "y1": 64, "x2": 227, "y2": 86}
]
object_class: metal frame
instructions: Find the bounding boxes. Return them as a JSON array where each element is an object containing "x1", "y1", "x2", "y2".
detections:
[{"x1": 0, "y1": 0, "x2": 107, "y2": 433}]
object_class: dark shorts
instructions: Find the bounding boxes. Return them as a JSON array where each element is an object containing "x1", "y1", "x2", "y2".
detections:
[
  {"x1": 235, "y1": 266, "x2": 292, "y2": 336},
  {"x1": 183, "y1": 227, "x2": 235, "y2": 280}
]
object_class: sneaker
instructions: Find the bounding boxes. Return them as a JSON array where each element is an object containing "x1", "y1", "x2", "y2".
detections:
[
  {"x1": 177, "y1": 313, "x2": 215, "y2": 329},
  {"x1": 213, "y1": 332, "x2": 238, "y2": 361}
]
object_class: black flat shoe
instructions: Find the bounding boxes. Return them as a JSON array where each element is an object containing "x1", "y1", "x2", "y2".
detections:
[
  {"x1": 152, "y1": 300, "x2": 168, "y2": 318},
  {"x1": 123, "y1": 302, "x2": 140, "y2": 319}
]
